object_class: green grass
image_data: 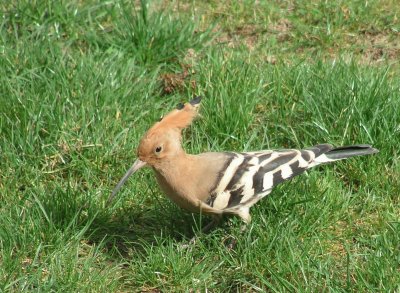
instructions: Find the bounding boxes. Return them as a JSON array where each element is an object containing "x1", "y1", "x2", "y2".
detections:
[{"x1": 1, "y1": 0, "x2": 399, "y2": 291}]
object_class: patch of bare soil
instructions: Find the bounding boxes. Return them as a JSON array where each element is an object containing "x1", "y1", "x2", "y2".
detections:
[
  {"x1": 354, "y1": 30, "x2": 400, "y2": 64},
  {"x1": 268, "y1": 18, "x2": 293, "y2": 42},
  {"x1": 215, "y1": 24, "x2": 258, "y2": 50},
  {"x1": 214, "y1": 19, "x2": 293, "y2": 64},
  {"x1": 216, "y1": 18, "x2": 293, "y2": 45},
  {"x1": 214, "y1": 24, "x2": 257, "y2": 50},
  {"x1": 159, "y1": 62, "x2": 196, "y2": 95}
]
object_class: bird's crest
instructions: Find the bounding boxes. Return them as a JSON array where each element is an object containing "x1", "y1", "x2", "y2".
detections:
[{"x1": 149, "y1": 96, "x2": 201, "y2": 133}]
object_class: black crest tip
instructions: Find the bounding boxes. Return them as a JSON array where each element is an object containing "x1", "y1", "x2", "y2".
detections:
[
  {"x1": 176, "y1": 102, "x2": 184, "y2": 110},
  {"x1": 189, "y1": 96, "x2": 202, "y2": 106}
]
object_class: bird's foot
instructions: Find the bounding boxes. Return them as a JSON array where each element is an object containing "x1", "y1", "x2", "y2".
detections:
[{"x1": 179, "y1": 216, "x2": 222, "y2": 249}]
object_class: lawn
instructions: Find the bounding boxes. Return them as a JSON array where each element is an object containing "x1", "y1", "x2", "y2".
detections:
[{"x1": 1, "y1": 0, "x2": 399, "y2": 291}]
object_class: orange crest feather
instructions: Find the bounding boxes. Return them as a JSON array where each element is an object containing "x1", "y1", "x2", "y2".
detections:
[{"x1": 150, "y1": 96, "x2": 201, "y2": 133}]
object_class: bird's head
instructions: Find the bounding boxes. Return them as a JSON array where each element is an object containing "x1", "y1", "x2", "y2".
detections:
[
  {"x1": 137, "y1": 96, "x2": 201, "y2": 165},
  {"x1": 108, "y1": 96, "x2": 201, "y2": 203}
]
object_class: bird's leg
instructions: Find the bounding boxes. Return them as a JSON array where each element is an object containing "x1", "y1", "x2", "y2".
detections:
[
  {"x1": 181, "y1": 215, "x2": 222, "y2": 248},
  {"x1": 224, "y1": 208, "x2": 252, "y2": 249},
  {"x1": 201, "y1": 214, "x2": 222, "y2": 233},
  {"x1": 236, "y1": 207, "x2": 251, "y2": 231}
]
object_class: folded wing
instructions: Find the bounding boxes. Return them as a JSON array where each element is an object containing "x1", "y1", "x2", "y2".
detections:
[{"x1": 206, "y1": 144, "x2": 377, "y2": 212}]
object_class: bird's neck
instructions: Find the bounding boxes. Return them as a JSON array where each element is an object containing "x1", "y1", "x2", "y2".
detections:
[
  {"x1": 155, "y1": 151, "x2": 195, "y2": 177},
  {"x1": 152, "y1": 152, "x2": 202, "y2": 210}
]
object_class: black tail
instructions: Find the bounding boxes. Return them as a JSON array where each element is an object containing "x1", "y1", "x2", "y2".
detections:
[{"x1": 324, "y1": 144, "x2": 379, "y2": 160}]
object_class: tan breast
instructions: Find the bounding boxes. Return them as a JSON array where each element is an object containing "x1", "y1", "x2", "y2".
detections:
[
  {"x1": 153, "y1": 171, "x2": 200, "y2": 213},
  {"x1": 151, "y1": 152, "x2": 232, "y2": 214}
]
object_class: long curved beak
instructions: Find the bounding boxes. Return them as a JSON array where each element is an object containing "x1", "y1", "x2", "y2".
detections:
[{"x1": 107, "y1": 159, "x2": 147, "y2": 204}]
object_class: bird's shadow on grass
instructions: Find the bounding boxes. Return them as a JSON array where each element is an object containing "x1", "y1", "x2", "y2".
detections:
[
  {"x1": 37, "y1": 184, "x2": 220, "y2": 257},
  {"x1": 82, "y1": 203, "x2": 213, "y2": 256}
]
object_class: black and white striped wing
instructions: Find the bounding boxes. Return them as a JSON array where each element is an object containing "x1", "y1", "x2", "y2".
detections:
[{"x1": 206, "y1": 144, "x2": 333, "y2": 211}]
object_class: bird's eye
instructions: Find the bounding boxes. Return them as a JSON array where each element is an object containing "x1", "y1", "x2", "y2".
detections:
[{"x1": 155, "y1": 146, "x2": 162, "y2": 153}]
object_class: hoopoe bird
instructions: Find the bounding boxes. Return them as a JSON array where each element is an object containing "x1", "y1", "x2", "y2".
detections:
[{"x1": 109, "y1": 97, "x2": 378, "y2": 231}]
